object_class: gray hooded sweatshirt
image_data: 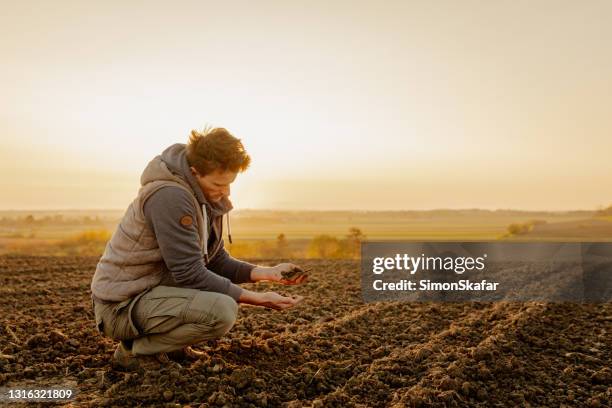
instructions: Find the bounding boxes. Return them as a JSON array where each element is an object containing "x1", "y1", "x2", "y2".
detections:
[{"x1": 90, "y1": 143, "x2": 254, "y2": 303}]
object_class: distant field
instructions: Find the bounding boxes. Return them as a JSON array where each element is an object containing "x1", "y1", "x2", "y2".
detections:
[
  {"x1": 1, "y1": 209, "x2": 609, "y2": 257},
  {"x1": 509, "y1": 218, "x2": 612, "y2": 241},
  {"x1": 228, "y1": 209, "x2": 597, "y2": 240}
]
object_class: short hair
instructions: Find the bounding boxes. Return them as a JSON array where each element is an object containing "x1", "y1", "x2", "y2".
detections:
[{"x1": 186, "y1": 126, "x2": 251, "y2": 175}]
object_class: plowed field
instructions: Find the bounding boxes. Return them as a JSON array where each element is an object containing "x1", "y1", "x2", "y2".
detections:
[{"x1": 0, "y1": 256, "x2": 610, "y2": 407}]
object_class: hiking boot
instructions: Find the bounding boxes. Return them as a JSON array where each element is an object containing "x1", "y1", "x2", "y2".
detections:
[
  {"x1": 167, "y1": 346, "x2": 208, "y2": 362},
  {"x1": 112, "y1": 342, "x2": 174, "y2": 371}
]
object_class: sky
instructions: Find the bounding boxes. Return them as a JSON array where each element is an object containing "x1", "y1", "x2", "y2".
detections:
[{"x1": 1, "y1": 0, "x2": 611, "y2": 211}]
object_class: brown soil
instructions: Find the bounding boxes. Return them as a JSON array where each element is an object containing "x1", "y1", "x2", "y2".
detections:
[
  {"x1": 0, "y1": 255, "x2": 610, "y2": 407},
  {"x1": 281, "y1": 267, "x2": 307, "y2": 281}
]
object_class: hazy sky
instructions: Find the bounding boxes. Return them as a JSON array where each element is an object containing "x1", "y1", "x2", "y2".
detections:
[{"x1": 1, "y1": 1, "x2": 611, "y2": 210}]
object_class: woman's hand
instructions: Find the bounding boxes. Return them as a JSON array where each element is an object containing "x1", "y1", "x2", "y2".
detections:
[{"x1": 251, "y1": 263, "x2": 309, "y2": 285}]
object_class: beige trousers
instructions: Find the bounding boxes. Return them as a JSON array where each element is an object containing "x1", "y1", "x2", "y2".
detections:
[{"x1": 93, "y1": 286, "x2": 238, "y2": 355}]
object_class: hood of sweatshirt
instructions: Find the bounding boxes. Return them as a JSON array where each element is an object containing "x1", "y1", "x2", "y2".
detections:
[
  {"x1": 141, "y1": 143, "x2": 234, "y2": 216},
  {"x1": 140, "y1": 143, "x2": 235, "y2": 249}
]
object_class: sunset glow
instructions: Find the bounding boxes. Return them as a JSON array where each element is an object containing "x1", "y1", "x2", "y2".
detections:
[{"x1": 2, "y1": 1, "x2": 611, "y2": 210}]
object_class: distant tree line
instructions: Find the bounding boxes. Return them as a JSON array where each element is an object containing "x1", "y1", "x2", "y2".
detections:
[
  {"x1": 306, "y1": 227, "x2": 365, "y2": 259},
  {"x1": 226, "y1": 227, "x2": 366, "y2": 259},
  {"x1": 0, "y1": 214, "x2": 115, "y2": 227},
  {"x1": 505, "y1": 219, "x2": 547, "y2": 237},
  {"x1": 596, "y1": 204, "x2": 612, "y2": 216}
]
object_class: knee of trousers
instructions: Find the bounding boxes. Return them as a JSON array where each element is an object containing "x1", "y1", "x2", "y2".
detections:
[{"x1": 189, "y1": 293, "x2": 238, "y2": 337}]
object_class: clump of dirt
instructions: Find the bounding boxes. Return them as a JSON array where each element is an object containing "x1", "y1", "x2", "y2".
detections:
[
  {"x1": 281, "y1": 266, "x2": 308, "y2": 281},
  {"x1": 0, "y1": 255, "x2": 610, "y2": 407}
]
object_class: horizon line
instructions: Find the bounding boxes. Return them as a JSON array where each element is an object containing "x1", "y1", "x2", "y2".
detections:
[{"x1": 0, "y1": 207, "x2": 601, "y2": 213}]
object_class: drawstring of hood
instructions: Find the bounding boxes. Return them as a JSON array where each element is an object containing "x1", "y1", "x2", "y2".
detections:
[
  {"x1": 201, "y1": 204, "x2": 233, "y2": 262},
  {"x1": 227, "y1": 213, "x2": 233, "y2": 244},
  {"x1": 201, "y1": 204, "x2": 209, "y2": 261}
]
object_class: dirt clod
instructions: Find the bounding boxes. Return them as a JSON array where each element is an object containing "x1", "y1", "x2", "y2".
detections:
[
  {"x1": 162, "y1": 390, "x2": 174, "y2": 401},
  {"x1": 25, "y1": 333, "x2": 48, "y2": 349},
  {"x1": 49, "y1": 330, "x2": 69, "y2": 343},
  {"x1": 281, "y1": 266, "x2": 307, "y2": 281}
]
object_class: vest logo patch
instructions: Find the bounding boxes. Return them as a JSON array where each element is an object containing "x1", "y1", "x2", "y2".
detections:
[{"x1": 180, "y1": 215, "x2": 193, "y2": 227}]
